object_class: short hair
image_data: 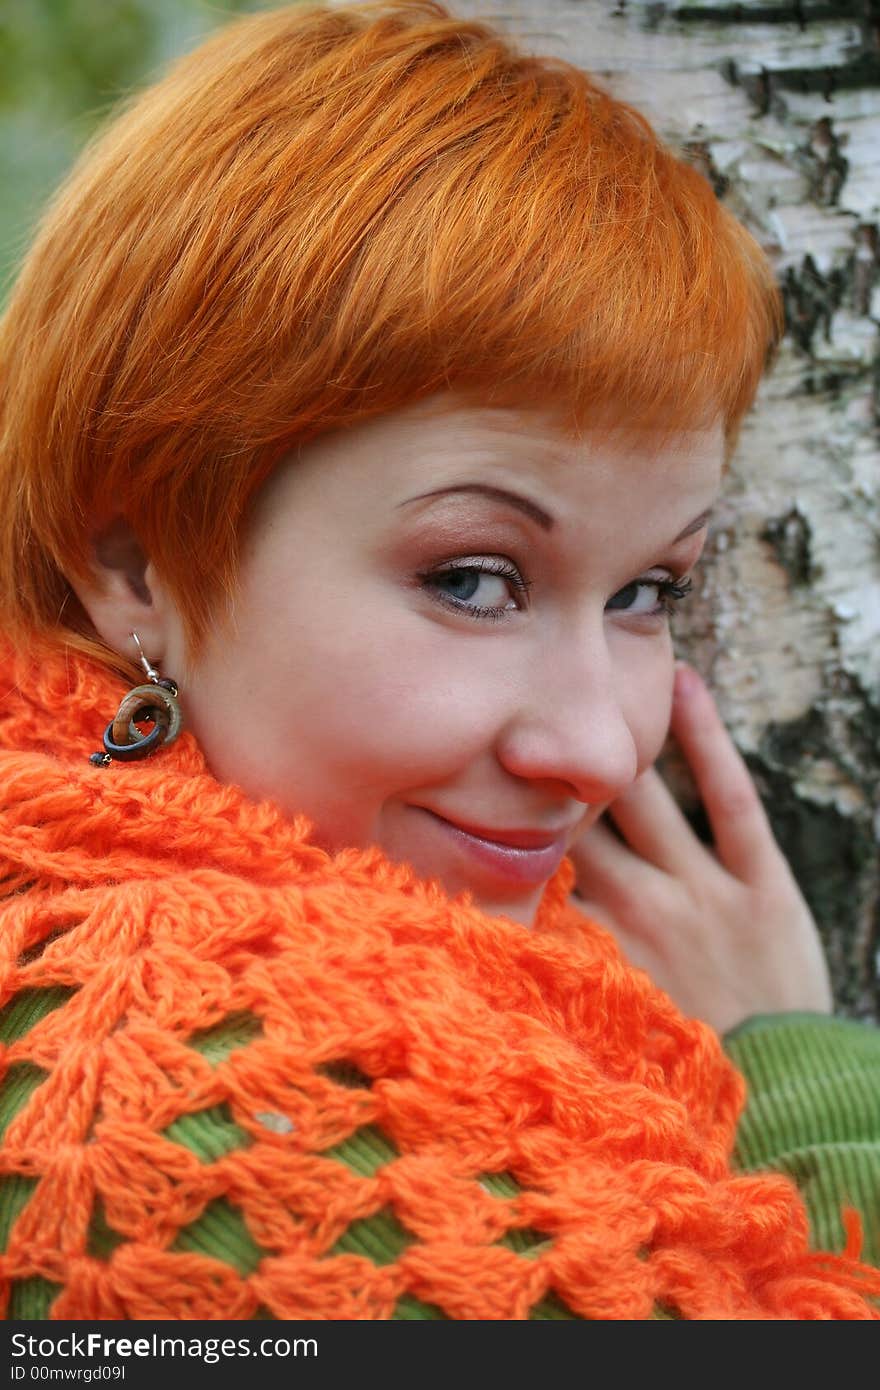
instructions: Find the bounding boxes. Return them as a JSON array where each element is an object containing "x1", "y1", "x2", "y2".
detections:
[{"x1": 0, "y1": 0, "x2": 782, "y2": 671}]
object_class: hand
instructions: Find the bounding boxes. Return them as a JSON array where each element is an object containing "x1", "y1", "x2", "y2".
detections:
[{"x1": 568, "y1": 662, "x2": 833, "y2": 1035}]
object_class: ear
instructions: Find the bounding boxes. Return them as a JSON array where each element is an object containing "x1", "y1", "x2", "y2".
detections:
[{"x1": 68, "y1": 517, "x2": 179, "y2": 668}]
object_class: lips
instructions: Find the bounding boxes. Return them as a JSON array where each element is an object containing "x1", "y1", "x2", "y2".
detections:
[
  {"x1": 429, "y1": 817, "x2": 568, "y2": 850},
  {"x1": 414, "y1": 808, "x2": 572, "y2": 889}
]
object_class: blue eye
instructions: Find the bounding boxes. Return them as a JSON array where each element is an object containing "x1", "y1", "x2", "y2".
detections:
[
  {"x1": 421, "y1": 558, "x2": 531, "y2": 621},
  {"x1": 439, "y1": 569, "x2": 493, "y2": 603},
  {"x1": 607, "y1": 576, "x2": 693, "y2": 617}
]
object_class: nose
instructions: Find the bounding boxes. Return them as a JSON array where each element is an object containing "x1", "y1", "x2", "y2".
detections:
[{"x1": 494, "y1": 629, "x2": 640, "y2": 805}]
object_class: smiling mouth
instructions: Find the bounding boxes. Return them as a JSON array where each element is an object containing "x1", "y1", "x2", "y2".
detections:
[
  {"x1": 425, "y1": 815, "x2": 566, "y2": 851},
  {"x1": 412, "y1": 808, "x2": 572, "y2": 891}
]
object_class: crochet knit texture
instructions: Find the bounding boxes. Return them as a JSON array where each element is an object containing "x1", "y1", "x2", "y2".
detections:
[{"x1": 1, "y1": 639, "x2": 878, "y2": 1320}]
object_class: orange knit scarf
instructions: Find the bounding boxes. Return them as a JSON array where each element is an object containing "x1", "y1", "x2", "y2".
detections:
[{"x1": 1, "y1": 638, "x2": 878, "y2": 1320}]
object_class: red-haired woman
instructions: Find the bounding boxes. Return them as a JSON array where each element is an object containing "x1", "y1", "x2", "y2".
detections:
[{"x1": 0, "y1": 1, "x2": 877, "y2": 1320}]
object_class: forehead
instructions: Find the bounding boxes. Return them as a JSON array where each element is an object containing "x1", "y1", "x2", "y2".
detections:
[
  {"x1": 348, "y1": 396, "x2": 723, "y2": 518},
  {"x1": 255, "y1": 393, "x2": 724, "y2": 539},
  {"x1": 391, "y1": 396, "x2": 723, "y2": 479}
]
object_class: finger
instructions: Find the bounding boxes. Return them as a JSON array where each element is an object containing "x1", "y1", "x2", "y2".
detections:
[
  {"x1": 568, "y1": 815, "x2": 660, "y2": 910},
  {"x1": 605, "y1": 765, "x2": 708, "y2": 878},
  {"x1": 670, "y1": 663, "x2": 777, "y2": 880},
  {"x1": 567, "y1": 893, "x2": 614, "y2": 932}
]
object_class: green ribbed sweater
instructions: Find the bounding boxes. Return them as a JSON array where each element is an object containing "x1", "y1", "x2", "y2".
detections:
[{"x1": 725, "y1": 1012, "x2": 880, "y2": 1268}]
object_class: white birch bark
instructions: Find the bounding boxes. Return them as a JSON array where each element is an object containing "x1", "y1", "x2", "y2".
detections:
[{"x1": 456, "y1": 0, "x2": 880, "y2": 1018}]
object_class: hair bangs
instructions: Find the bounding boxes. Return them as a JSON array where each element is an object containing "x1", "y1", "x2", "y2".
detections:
[{"x1": 0, "y1": 0, "x2": 782, "y2": 667}]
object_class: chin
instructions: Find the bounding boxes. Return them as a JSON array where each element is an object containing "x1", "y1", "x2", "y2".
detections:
[{"x1": 469, "y1": 888, "x2": 543, "y2": 928}]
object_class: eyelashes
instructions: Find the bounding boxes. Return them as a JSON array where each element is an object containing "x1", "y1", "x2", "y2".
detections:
[
  {"x1": 419, "y1": 558, "x2": 694, "y2": 623},
  {"x1": 419, "y1": 557, "x2": 531, "y2": 622},
  {"x1": 613, "y1": 575, "x2": 694, "y2": 617},
  {"x1": 662, "y1": 575, "x2": 693, "y2": 611}
]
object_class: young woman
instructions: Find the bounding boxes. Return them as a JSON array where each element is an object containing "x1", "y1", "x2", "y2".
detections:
[{"x1": 0, "y1": 0, "x2": 877, "y2": 1320}]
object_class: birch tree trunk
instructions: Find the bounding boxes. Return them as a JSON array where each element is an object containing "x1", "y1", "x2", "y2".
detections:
[{"x1": 459, "y1": 0, "x2": 880, "y2": 1021}]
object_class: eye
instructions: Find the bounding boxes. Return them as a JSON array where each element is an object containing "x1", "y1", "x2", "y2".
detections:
[
  {"x1": 420, "y1": 557, "x2": 530, "y2": 621},
  {"x1": 607, "y1": 576, "x2": 693, "y2": 617}
]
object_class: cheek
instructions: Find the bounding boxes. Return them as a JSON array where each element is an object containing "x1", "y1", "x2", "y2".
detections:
[
  {"x1": 322, "y1": 639, "x2": 505, "y2": 778},
  {"x1": 633, "y1": 696, "x2": 675, "y2": 776},
  {"x1": 181, "y1": 625, "x2": 499, "y2": 820},
  {"x1": 616, "y1": 638, "x2": 676, "y2": 777},
  {"x1": 245, "y1": 594, "x2": 506, "y2": 787}
]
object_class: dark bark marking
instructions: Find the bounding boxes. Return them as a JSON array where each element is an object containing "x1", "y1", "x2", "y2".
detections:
[
  {"x1": 751, "y1": 670, "x2": 880, "y2": 1015},
  {"x1": 782, "y1": 254, "x2": 845, "y2": 353},
  {"x1": 798, "y1": 117, "x2": 849, "y2": 205},
  {"x1": 666, "y1": 1, "x2": 879, "y2": 26},
  {"x1": 849, "y1": 223, "x2": 880, "y2": 314},
  {"x1": 682, "y1": 137, "x2": 731, "y2": 194},
  {"x1": 760, "y1": 505, "x2": 817, "y2": 584}
]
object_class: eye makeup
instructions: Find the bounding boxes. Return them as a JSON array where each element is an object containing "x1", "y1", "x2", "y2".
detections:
[{"x1": 418, "y1": 556, "x2": 532, "y2": 621}]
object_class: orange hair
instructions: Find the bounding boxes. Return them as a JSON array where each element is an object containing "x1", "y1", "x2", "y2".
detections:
[{"x1": 0, "y1": 0, "x2": 781, "y2": 672}]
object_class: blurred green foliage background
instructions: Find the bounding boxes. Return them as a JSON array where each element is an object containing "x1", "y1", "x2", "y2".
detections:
[{"x1": 0, "y1": 0, "x2": 267, "y2": 298}]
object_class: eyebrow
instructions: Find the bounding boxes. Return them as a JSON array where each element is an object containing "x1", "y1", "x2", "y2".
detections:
[
  {"x1": 674, "y1": 508, "x2": 713, "y2": 542},
  {"x1": 399, "y1": 483, "x2": 712, "y2": 543},
  {"x1": 399, "y1": 483, "x2": 554, "y2": 529}
]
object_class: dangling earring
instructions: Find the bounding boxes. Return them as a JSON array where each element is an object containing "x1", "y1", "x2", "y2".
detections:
[{"x1": 89, "y1": 632, "x2": 183, "y2": 766}]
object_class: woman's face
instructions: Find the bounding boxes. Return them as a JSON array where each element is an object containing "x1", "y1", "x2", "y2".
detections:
[{"x1": 163, "y1": 396, "x2": 722, "y2": 926}]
